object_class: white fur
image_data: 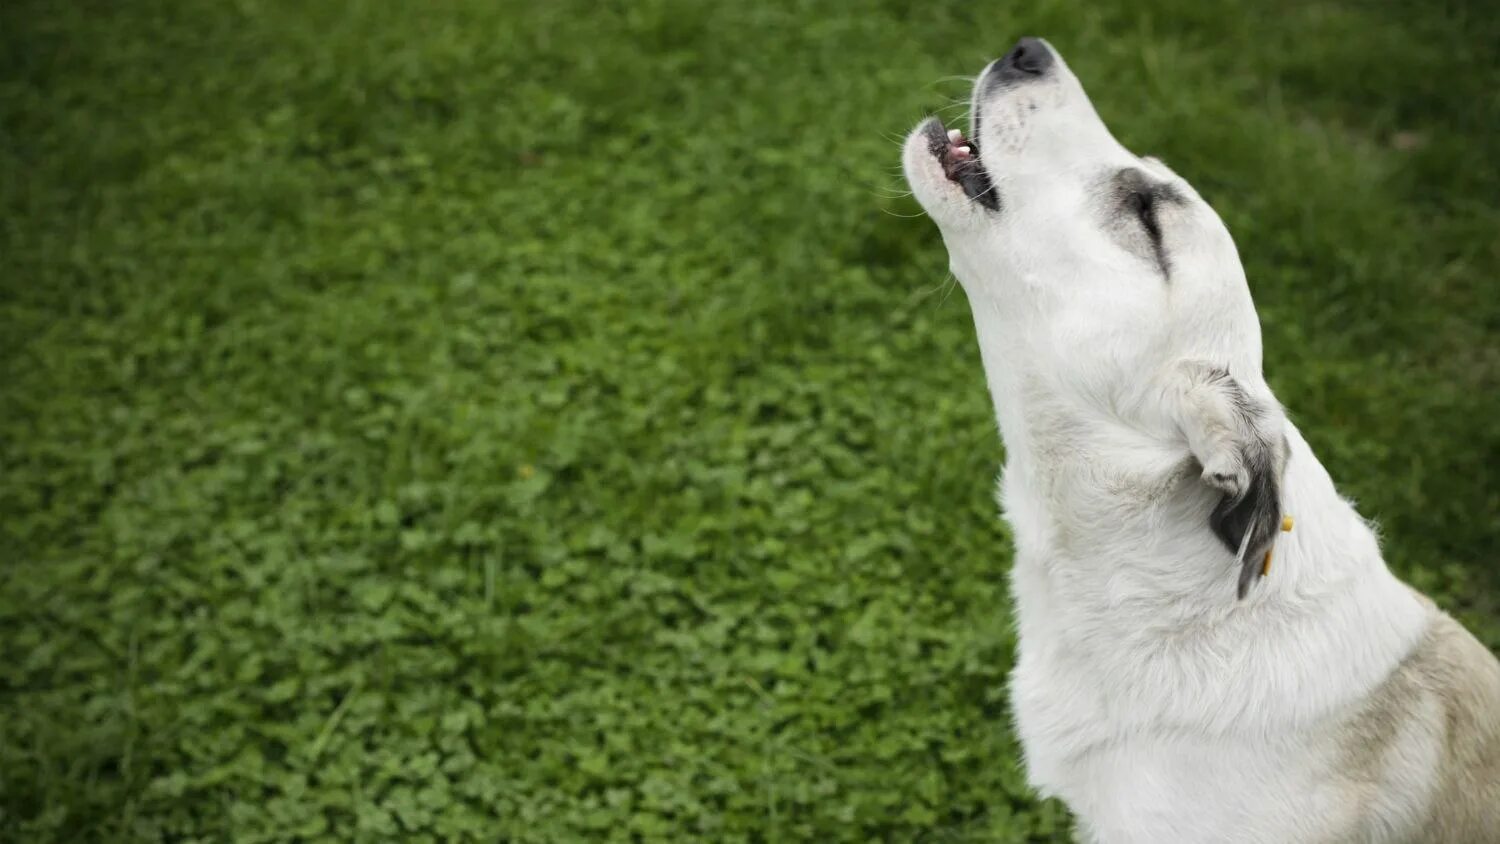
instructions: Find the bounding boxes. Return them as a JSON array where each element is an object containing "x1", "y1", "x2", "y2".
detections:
[{"x1": 901, "y1": 41, "x2": 1490, "y2": 842}]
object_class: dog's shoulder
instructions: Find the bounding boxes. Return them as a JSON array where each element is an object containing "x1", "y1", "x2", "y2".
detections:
[
  {"x1": 1342, "y1": 594, "x2": 1500, "y2": 842},
  {"x1": 1408, "y1": 602, "x2": 1500, "y2": 841}
]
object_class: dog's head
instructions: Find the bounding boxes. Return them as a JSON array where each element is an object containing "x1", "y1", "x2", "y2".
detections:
[
  {"x1": 905, "y1": 40, "x2": 1289, "y2": 597},
  {"x1": 903, "y1": 38, "x2": 1265, "y2": 394}
]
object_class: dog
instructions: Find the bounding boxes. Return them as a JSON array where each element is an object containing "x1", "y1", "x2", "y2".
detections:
[{"x1": 902, "y1": 37, "x2": 1500, "y2": 843}]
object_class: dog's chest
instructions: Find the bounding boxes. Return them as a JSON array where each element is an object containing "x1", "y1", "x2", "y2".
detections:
[
  {"x1": 1010, "y1": 662, "x2": 1359, "y2": 842},
  {"x1": 1027, "y1": 731, "x2": 1357, "y2": 842},
  {"x1": 1002, "y1": 573, "x2": 1375, "y2": 842}
]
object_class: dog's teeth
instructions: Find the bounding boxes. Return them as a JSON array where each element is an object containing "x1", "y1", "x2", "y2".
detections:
[
  {"x1": 947, "y1": 129, "x2": 964, "y2": 144},
  {"x1": 953, "y1": 145, "x2": 971, "y2": 158}
]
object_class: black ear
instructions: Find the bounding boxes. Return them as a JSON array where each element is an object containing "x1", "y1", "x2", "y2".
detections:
[
  {"x1": 1208, "y1": 437, "x2": 1285, "y2": 600},
  {"x1": 1168, "y1": 361, "x2": 1290, "y2": 598}
]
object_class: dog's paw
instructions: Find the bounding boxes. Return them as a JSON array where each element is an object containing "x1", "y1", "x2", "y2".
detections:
[{"x1": 1200, "y1": 453, "x2": 1248, "y2": 501}]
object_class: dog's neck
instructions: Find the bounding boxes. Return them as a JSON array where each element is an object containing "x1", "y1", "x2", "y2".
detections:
[{"x1": 967, "y1": 293, "x2": 1429, "y2": 730}]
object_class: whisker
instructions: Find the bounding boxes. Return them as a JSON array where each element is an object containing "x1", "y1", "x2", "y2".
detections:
[
  {"x1": 930, "y1": 75, "x2": 979, "y2": 85},
  {"x1": 937, "y1": 273, "x2": 960, "y2": 308},
  {"x1": 911, "y1": 274, "x2": 952, "y2": 300},
  {"x1": 967, "y1": 179, "x2": 1001, "y2": 204}
]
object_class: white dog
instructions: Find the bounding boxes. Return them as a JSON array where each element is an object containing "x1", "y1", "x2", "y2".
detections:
[{"x1": 903, "y1": 38, "x2": 1500, "y2": 843}]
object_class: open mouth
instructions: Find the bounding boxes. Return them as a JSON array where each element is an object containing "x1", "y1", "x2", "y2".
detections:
[{"x1": 923, "y1": 117, "x2": 997, "y2": 210}]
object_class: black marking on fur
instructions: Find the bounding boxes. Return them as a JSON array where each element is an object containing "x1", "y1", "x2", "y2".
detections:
[
  {"x1": 1126, "y1": 189, "x2": 1169, "y2": 277},
  {"x1": 1107, "y1": 168, "x2": 1184, "y2": 280}
]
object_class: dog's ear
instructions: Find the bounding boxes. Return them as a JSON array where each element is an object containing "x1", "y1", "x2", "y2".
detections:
[
  {"x1": 1207, "y1": 433, "x2": 1287, "y2": 600},
  {"x1": 1167, "y1": 363, "x2": 1289, "y2": 598}
]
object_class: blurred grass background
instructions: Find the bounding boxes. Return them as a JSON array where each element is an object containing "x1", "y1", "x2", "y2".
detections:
[{"x1": 2, "y1": 0, "x2": 1496, "y2": 840}]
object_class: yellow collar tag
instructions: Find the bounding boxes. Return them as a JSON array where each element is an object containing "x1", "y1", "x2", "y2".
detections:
[{"x1": 1261, "y1": 515, "x2": 1295, "y2": 577}]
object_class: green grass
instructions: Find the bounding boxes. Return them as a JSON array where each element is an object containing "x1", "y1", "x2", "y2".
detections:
[{"x1": 2, "y1": 0, "x2": 1496, "y2": 840}]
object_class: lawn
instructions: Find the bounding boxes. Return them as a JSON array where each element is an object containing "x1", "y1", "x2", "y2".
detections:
[{"x1": 2, "y1": 0, "x2": 1496, "y2": 840}]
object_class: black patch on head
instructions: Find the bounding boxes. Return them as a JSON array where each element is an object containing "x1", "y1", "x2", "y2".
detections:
[{"x1": 1111, "y1": 168, "x2": 1183, "y2": 279}]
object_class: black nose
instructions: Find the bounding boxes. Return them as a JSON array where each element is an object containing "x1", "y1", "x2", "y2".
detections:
[{"x1": 993, "y1": 37, "x2": 1053, "y2": 82}]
